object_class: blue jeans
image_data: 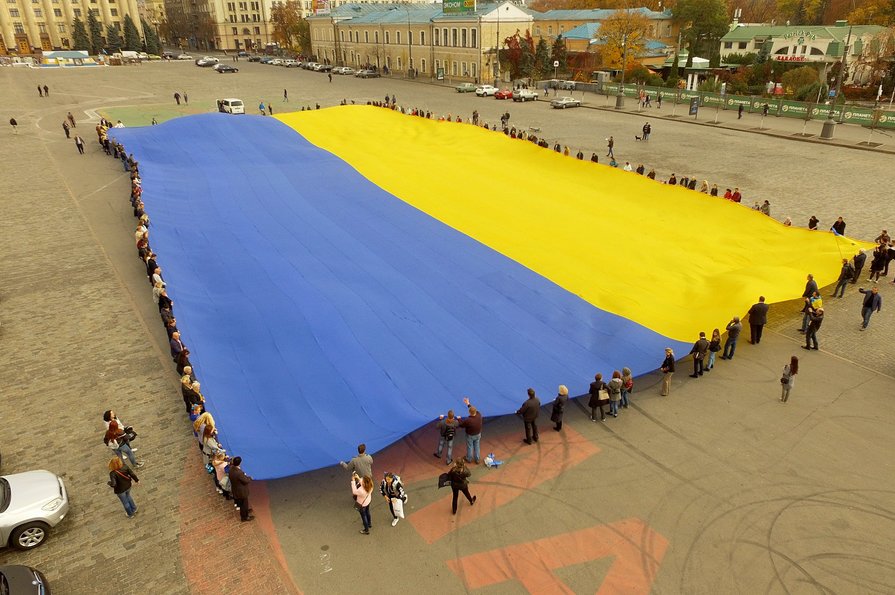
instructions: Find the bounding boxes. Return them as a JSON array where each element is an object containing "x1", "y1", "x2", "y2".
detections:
[
  {"x1": 706, "y1": 352, "x2": 716, "y2": 368},
  {"x1": 620, "y1": 388, "x2": 629, "y2": 407},
  {"x1": 436, "y1": 436, "x2": 453, "y2": 461},
  {"x1": 115, "y1": 443, "x2": 137, "y2": 467},
  {"x1": 862, "y1": 307, "x2": 874, "y2": 328},
  {"x1": 834, "y1": 278, "x2": 849, "y2": 297},
  {"x1": 465, "y1": 434, "x2": 481, "y2": 463},
  {"x1": 723, "y1": 338, "x2": 738, "y2": 359},
  {"x1": 806, "y1": 328, "x2": 819, "y2": 349},
  {"x1": 609, "y1": 400, "x2": 618, "y2": 415},
  {"x1": 117, "y1": 490, "x2": 137, "y2": 516},
  {"x1": 801, "y1": 311, "x2": 810, "y2": 331},
  {"x1": 358, "y1": 505, "x2": 371, "y2": 530}
]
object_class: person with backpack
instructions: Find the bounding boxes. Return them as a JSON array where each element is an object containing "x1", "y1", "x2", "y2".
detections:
[
  {"x1": 447, "y1": 459, "x2": 476, "y2": 515},
  {"x1": 434, "y1": 410, "x2": 459, "y2": 465},
  {"x1": 607, "y1": 372, "x2": 623, "y2": 418},
  {"x1": 108, "y1": 457, "x2": 139, "y2": 518},
  {"x1": 379, "y1": 472, "x2": 407, "y2": 527},
  {"x1": 620, "y1": 368, "x2": 634, "y2": 409},
  {"x1": 832, "y1": 259, "x2": 854, "y2": 298}
]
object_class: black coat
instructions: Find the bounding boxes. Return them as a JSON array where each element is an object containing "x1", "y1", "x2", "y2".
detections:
[
  {"x1": 747, "y1": 302, "x2": 769, "y2": 325},
  {"x1": 448, "y1": 467, "x2": 470, "y2": 488},
  {"x1": 550, "y1": 393, "x2": 568, "y2": 423},
  {"x1": 109, "y1": 468, "x2": 138, "y2": 494},
  {"x1": 661, "y1": 355, "x2": 675, "y2": 373},
  {"x1": 228, "y1": 466, "x2": 252, "y2": 499},
  {"x1": 517, "y1": 396, "x2": 540, "y2": 421},
  {"x1": 588, "y1": 380, "x2": 607, "y2": 407}
]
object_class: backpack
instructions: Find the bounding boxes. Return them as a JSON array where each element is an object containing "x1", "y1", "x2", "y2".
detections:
[{"x1": 442, "y1": 422, "x2": 455, "y2": 441}]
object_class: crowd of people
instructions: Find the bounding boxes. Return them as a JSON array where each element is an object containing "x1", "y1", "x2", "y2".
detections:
[{"x1": 93, "y1": 118, "x2": 254, "y2": 522}]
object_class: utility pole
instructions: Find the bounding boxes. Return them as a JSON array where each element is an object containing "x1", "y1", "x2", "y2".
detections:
[{"x1": 820, "y1": 24, "x2": 852, "y2": 140}]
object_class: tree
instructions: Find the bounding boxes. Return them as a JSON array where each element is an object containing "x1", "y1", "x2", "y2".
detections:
[
  {"x1": 550, "y1": 34, "x2": 568, "y2": 71},
  {"x1": 781, "y1": 64, "x2": 818, "y2": 93},
  {"x1": 271, "y1": 1, "x2": 301, "y2": 48},
  {"x1": 848, "y1": 0, "x2": 895, "y2": 25},
  {"x1": 141, "y1": 17, "x2": 161, "y2": 55},
  {"x1": 776, "y1": 0, "x2": 823, "y2": 24},
  {"x1": 534, "y1": 37, "x2": 551, "y2": 78},
  {"x1": 87, "y1": 10, "x2": 104, "y2": 55},
  {"x1": 599, "y1": 10, "x2": 652, "y2": 70},
  {"x1": 123, "y1": 14, "x2": 141, "y2": 51},
  {"x1": 673, "y1": 0, "x2": 728, "y2": 67},
  {"x1": 105, "y1": 24, "x2": 122, "y2": 53},
  {"x1": 72, "y1": 16, "x2": 90, "y2": 52}
]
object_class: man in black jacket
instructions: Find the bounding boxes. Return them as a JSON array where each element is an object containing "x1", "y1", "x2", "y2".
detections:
[
  {"x1": 228, "y1": 457, "x2": 254, "y2": 521},
  {"x1": 516, "y1": 388, "x2": 540, "y2": 445},
  {"x1": 802, "y1": 308, "x2": 824, "y2": 350},
  {"x1": 832, "y1": 260, "x2": 854, "y2": 298},
  {"x1": 747, "y1": 296, "x2": 769, "y2": 344},
  {"x1": 852, "y1": 250, "x2": 866, "y2": 284},
  {"x1": 689, "y1": 332, "x2": 709, "y2": 378},
  {"x1": 799, "y1": 274, "x2": 818, "y2": 332}
]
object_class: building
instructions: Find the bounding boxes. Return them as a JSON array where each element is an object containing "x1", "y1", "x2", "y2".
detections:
[
  {"x1": 561, "y1": 21, "x2": 671, "y2": 68},
  {"x1": 137, "y1": 0, "x2": 167, "y2": 41},
  {"x1": 0, "y1": 0, "x2": 146, "y2": 54},
  {"x1": 719, "y1": 22, "x2": 888, "y2": 82},
  {"x1": 529, "y1": 8, "x2": 677, "y2": 49},
  {"x1": 309, "y1": 3, "x2": 677, "y2": 82}
]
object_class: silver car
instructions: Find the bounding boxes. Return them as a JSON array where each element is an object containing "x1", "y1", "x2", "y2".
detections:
[{"x1": 0, "y1": 471, "x2": 69, "y2": 550}]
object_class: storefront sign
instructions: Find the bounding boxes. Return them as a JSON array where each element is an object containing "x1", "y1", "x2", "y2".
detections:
[{"x1": 774, "y1": 55, "x2": 808, "y2": 62}]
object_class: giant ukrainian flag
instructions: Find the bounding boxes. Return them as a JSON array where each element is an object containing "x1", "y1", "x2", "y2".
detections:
[{"x1": 110, "y1": 106, "x2": 864, "y2": 478}]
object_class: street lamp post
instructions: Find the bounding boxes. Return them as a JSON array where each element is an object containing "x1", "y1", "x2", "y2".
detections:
[
  {"x1": 406, "y1": 9, "x2": 412, "y2": 77},
  {"x1": 615, "y1": 34, "x2": 627, "y2": 109},
  {"x1": 820, "y1": 24, "x2": 852, "y2": 140}
]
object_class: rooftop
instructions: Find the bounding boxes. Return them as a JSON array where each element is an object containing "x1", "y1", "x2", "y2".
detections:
[{"x1": 721, "y1": 23, "x2": 887, "y2": 42}]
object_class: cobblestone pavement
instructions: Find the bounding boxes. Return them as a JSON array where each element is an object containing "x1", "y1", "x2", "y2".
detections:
[{"x1": 1, "y1": 63, "x2": 893, "y2": 593}]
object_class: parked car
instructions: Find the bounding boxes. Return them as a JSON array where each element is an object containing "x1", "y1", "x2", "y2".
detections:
[
  {"x1": 302, "y1": 62, "x2": 318, "y2": 70},
  {"x1": 355, "y1": 69, "x2": 380, "y2": 78},
  {"x1": 550, "y1": 96, "x2": 581, "y2": 109},
  {"x1": 147, "y1": 54, "x2": 162, "y2": 60},
  {"x1": 247, "y1": 55, "x2": 262, "y2": 62},
  {"x1": 513, "y1": 89, "x2": 539, "y2": 102},
  {"x1": 456, "y1": 82, "x2": 477, "y2": 93},
  {"x1": 177, "y1": 54, "x2": 194, "y2": 60},
  {"x1": 237, "y1": 50, "x2": 249, "y2": 57},
  {"x1": 559, "y1": 80, "x2": 576, "y2": 90},
  {"x1": 494, "y1": 88, "x2": 513, "y2": 100},
  {"x1": 0, "y1": 471, "x2": 69, "y2": 550},
  {"x1": 217, "y1": 98, "x2": 245, "y2": 114},
  {"x1": 339, "y1": 67, "x2": 356, "y2": 75},
  {"x1": 282, "y1": 59, "x2": 298, "y2": 67},
  {"x1": 0, "y1": 565, "x2": 50, "y2": 594},
  {"x1": 269, "y1": 58, "x2": 283, "y2": 66},
  {"x1": 475, "y1": 84, "x2": 498, "y2": 97},
  {"x1": 215, "y1": 64, "x2": 239, "y2": 74},
  {"x1": 196, "y1": 56, "x2": 219, "y2": 67},
  {"x1": 318, "y1": 64, "x2": 333, "y2": 72},
  {"x1": 162, "y1": 51, "x2": 176, "y2": 59}
]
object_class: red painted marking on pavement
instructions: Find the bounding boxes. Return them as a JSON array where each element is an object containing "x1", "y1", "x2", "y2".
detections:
[
  {"x1": 445, "y1": 518, "x2": 668, "y2": 594},
  {"x1": 408, "y1": 425, "x2": 599, "y2": 544},
  {"x1": 252, "y1": 481, "x2": 304, "y2": 594},
  {"x1": 373, "y1": 422, "x2": 451, "y2": 485}
]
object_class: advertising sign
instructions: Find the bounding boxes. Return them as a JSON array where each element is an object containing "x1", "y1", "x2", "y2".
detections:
[
  {"x1": 443, "y1": 0, "x2": 475, "y2": 14},
  {"x1": 313, "y1": 0, "x2": 330, "y2": 15},
  {"x1": 689, "y1": 97, "x2": 699, "y2": 116}
]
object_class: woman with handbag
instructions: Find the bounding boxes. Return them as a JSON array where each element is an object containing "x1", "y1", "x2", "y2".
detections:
[
  {"x1": 103, "y1": 418, "x2": 143, "y2": 469},
  {"x1": 607, "y1": 371, "x2": 623, "y2": 418},
  {"x1": 108, "y1": 457, "x2": 139, "y2": 518},
  {"x1": 379, "y1": 472, "x2": 407, "y2": 527},
  {"x1": 351, "y1": 473, "x2": 374, "y2": 534},
  {"x1": 660, "y1": 348, "x2": 675, "y2": 396},
  {"x1": 588, "y1": 373, "x2": 608, "y2": 422},
  {"x1": 212, "y1": 451, "x2": 232, "y2": 499},
  {"x1": 780, "y1": 356, "x2": 798, "y2": 403},
  {"x1": 706, "y1": 329, "x2": 722, "y2": 371}
]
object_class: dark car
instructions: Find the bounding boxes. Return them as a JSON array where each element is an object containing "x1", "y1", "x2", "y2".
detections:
[
  {"x1": 237, "y1": 51, "x2": 249, "y2": 57},
  {"x1": 0, "y1": 565, "x2": 50, "y2": 594},
  {"x1": 215, "y1": 64, "x2": 239, "y2": 74},
  {"x1": 247, "y1": 55, "x2": 262, "y2": 62}
]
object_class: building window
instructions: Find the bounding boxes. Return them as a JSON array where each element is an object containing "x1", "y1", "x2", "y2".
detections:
[
  {"x1": 339, "y1": 30, "x2": 344, "y2": 41},
  {"x1": 73, "y1": 8, "x2": 80, "y2": 16},
  {"x1": 14, "y1": 21, "x2": 24, "y2": 33},
  {"x1": 471, "y1": 29, "x2": 476, "y2": 48},
  {"x1": 451, "y1": 60, "x2": 457, "y2": 75},
  {"x1": 396, "y1": 30, "x2": 400, "y2": 45},
  {"x1": 535, "y1": 26, "x2": 540, "y2": 35},
  {"x1": 408, "y1": 31, "x2": 413, "y2": 45},
  {"x1": 738, "y1": 41, "x2": 747, "y2": 49},
  {"x1": 110, "y1": 8, "x2": 117, "y2": 15},
  {"x1": 420, "y1": 30, "x2": 425, "y2": 45},
  {"x1": 33, "y1": 7, "x2": 42, "y2": 16},
  {"x1": 374, "y1": 31, "x2": 378, "y2": 43},
  {"x1": 385, "y1": 31, "x2": 389, "y2": 44},
  {"x1": 434, "y1": 28, "x2": 439, "y2": 46},
  {"x1": 397, "y1": 56, "x2": 401, "y2": 69},
  {"x1": 452, "y1": 28, "x2": 457, "y2": 47},
  {"x1": 38, "y1": 22, "x2": 47, "y2": 32},
  {"x1": 547, "y1": 26, "x2": 552, "y2": 35},
  {"x1": 232, "y1": 26, "x2": 238, "y2": 34},
  {"x1": 462, "y1": 61, "x2": 467, "y2": 75},
  {"x1": 53, "y1": 8, "x2": 62, "y2": 16},
  {"x1": 442, "y1": 28, "x2": 447, "y2": 46},
  {"x1": 62, "y1": 37, "x2": 69, "y2": 46},
  {"x1": 252, "y1": 13, "x2": 259, "y2": 21},
  {"x1": 364, "y1": 31, "x2": 368, "y2": 42},
  {"x1": 57, "y1": 22, "x2": 65, "y2": 32},
  {"x1": 723, "y1": 41, "x2": 732, "y2": 49},
  {"x1": 461, "y1": 28, "x2": 467, "y2": 47},
  {"x1": 420, "y1": 58, "x2": 425, "y2": 72},
  {"x1": 253, "y1": 26, "x2": 259, "y2": 34},
  {"x1": 227, "y1": 2, "x2": 234, "y2": 10},
  {"x1": 800, "y1": 45, "x2": 807, "y2": 54},
  {"x1": 9, "y1": 8, "x2": 19, "y2": 15},
  {"x1": 471, "y1": 63, "x2": 476, "y2": 78}
]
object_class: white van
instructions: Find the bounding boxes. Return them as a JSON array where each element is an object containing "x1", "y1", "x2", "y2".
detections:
[{"x1": 217, "y1": 98, "x2": 245, "y2": 114}]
